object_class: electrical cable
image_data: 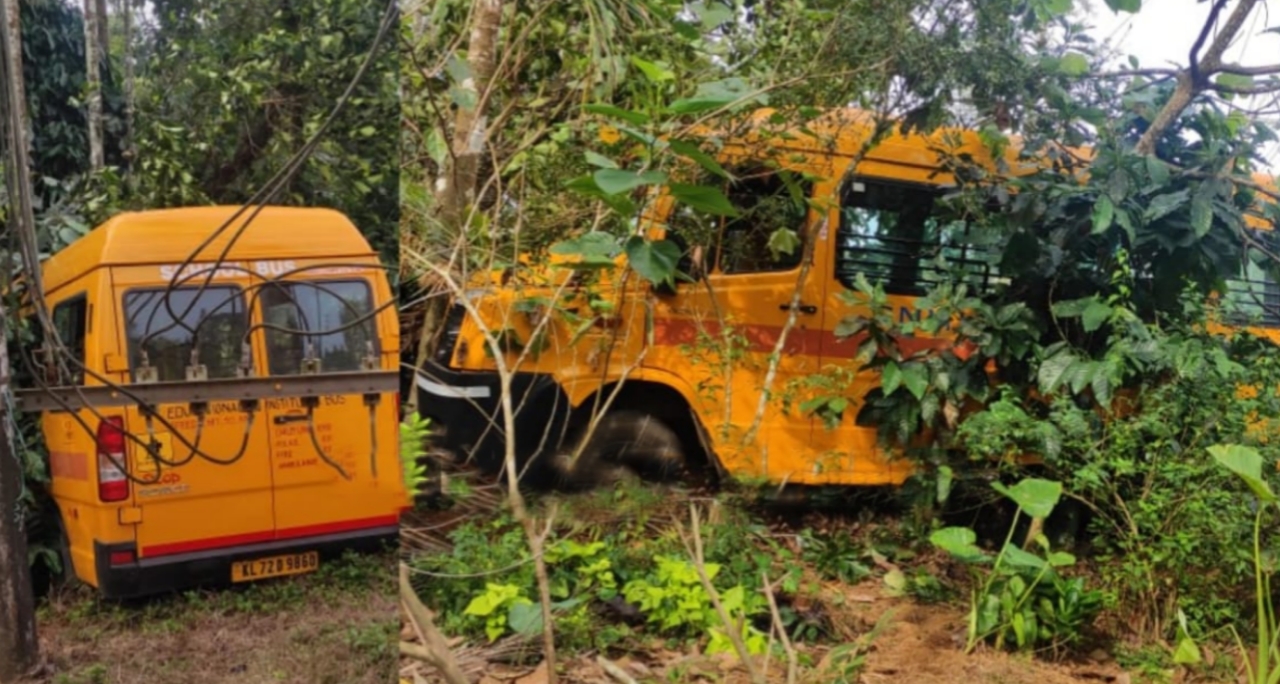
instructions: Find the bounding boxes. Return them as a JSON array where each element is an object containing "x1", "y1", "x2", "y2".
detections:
[
  {"x1": 4, "y1": 0, "x2": 399, "y2": 478},
  {"x1": 153, "y1": 0, "x2": 398, "y2": 333},
  {"x1": 305, "y1": 402, "x2": 350, "y2": 480},
  {"x1": 13, "y1": 0, "x2": 395, "y2": 385}
]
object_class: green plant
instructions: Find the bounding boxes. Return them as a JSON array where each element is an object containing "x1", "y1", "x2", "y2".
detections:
[
  {"x1": 545, "y1": 539, "x2": 618, "y2": 600},
  {"x1": 817, "y1": 610, "x2": 895, "y2": 684},
  {"x1": 1210, "y1": 443, "x2": 1280, "y2": 684},
  {"x1": 931, "y1": 477, "x2": 1102, "y2": 653},
  {"x1": 399, "y1": 414, "x2": 431, "y2": 497},
  {"x1": 800, "y1": 529, "x2": 872, "y2": 584},
  {"x1": 622, "y1": 554, "x2": 767, "y2": 654},
  {"x1": 463, "y1": 583, "x2": 536, "y2": 642}
]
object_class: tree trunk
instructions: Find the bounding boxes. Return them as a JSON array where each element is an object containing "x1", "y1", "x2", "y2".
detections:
[
  {"x1": 122, "y1": 0, "x2": 134, "y2": 164},
  {"x1": 95, "y1": 0, "x2": 108, "y2": 67},
  {"x1": 0, "y1": 301, "x2": 38, "y2": 682},
  {"x1": 2, "y1": 0, "x2": 26, "y2": 155},
  {"x1": 84, "y1": 0, "x2": 104, "y2": 170},
  {"x1": 0, "y1": 4, "x2": 40, "y2": 676},
  {"x1": 435, "y1": 0, "x2": 501, "y2": 224}
]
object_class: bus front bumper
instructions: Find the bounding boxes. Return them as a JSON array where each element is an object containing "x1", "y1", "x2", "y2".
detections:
[{"x1": 412, "y1": 361, "x2": 572, "y2": 478}]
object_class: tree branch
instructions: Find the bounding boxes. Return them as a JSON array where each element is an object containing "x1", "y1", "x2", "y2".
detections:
[
  {"x1": 1188, "y1": 0, "x2": 1229, "y2": 87},
  {"x1": 1136, "y1": 0, "x2": 1263, "y2": 155},
  {"x1": 1210, "y1": 63, "x2": 1280, "y2": 77}
]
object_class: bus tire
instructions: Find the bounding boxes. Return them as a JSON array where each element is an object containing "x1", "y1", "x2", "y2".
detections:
[{"x1": 559, "y1": 411, "x2": 687, "y2": 491}]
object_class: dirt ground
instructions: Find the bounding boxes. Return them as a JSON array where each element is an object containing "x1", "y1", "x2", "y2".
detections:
[
  {"x1": 403, "y1": 576, "x2": 1135, "y2": 684},
  {"x1": 23, "y1": 549, "x2": 397, "y2": 684}
]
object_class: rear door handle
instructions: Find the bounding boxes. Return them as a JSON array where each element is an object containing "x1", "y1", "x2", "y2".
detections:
[{"x1": 780, "y1": 303, "x2": 818, "y2": 315}]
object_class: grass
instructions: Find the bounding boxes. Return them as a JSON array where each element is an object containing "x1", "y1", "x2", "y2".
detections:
[{"x1": 32, "y1": 547, "x2": 397, "y2": 684}]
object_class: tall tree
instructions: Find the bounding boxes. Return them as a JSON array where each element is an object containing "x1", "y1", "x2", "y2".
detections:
[
  {"x1": 434, "y1": 0, "x2": 501, "y2": 227},
  {"x1": 83, "y1": 0, "x2": 103, "y2": 170},
  {"x1": 0, "y1": 0, "x2": 41, "y2": 676},
  {"x1": 2, "y1": 0, "x2": 25, "y2": 153}
]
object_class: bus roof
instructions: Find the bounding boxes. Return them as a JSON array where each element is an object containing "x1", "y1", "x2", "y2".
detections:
[{"x1": 41, "y1": 205, "x2": 377, "y2": 293}]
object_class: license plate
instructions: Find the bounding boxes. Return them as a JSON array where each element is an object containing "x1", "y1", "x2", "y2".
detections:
[{"x1": 230, "y1": 551, "x2": 319, "y2": 583}]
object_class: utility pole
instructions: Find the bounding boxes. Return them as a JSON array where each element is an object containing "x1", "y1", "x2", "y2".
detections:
[{"x1": 0, "y1": 0, "x2": 42, "y2": 677}]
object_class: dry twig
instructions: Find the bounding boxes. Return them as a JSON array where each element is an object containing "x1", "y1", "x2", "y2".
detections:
[
  {"x1": 399, "y1": 563, "x2": 472, "y2": 684},
  {"x1": 677, "y1": 502, "x2": 766, "y2": 684}
]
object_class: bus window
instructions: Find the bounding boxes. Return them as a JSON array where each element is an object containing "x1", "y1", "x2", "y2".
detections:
[
  {"x1": 124, "y1": 287, "x2": 248, "y2": 381},
  {"x1": 262, "y1": 280, "x2": 376, "y2": 375},
  {"x1": 1224, "y1": 232, "x2": 1280, "y2": 327},
  {"x1": 52, "y1": 295, "x2": 88, "y2": 383},
  {"x1": 838, "y1": 178, "x2": 996, "y2": 295},
  {"x1": 666, "y1": 167, "x2": 813, "y2": 277}
]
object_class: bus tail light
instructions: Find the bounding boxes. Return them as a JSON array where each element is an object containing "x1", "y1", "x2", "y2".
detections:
[{"x1": 96, "y1": 417, "x2": 129, "y2": 503}]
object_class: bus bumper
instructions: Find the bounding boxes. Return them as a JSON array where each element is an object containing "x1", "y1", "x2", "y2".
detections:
[
  {"x1": 93, "y1": 523, "x2": 398, "y2": 600},
  {"x1": 412, "y1": 361, "x2": 572, "y2": 477}
]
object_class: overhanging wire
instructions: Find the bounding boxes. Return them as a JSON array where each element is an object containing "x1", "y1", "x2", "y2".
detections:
[{"x1": 4, "y1": 0, "x2": 400, "y2": 479}]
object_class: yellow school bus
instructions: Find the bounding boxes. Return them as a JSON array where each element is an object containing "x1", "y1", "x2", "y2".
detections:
[
  {"x1": 27, "y1": 206, "x2": 407, "y2": 598},
  {"x1": 414, "y1": 108, "x2": 1280, "y2": 488}
]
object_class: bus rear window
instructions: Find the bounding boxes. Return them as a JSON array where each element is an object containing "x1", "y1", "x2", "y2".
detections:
[
  {"x1": 261, "y1": 280, "x2": 376, "y2": 375},
  {"x1": 124, "y1": 287, "x2": 248, "y2": 381}
]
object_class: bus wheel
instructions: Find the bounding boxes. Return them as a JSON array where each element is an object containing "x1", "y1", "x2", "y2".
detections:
[{"x1": 559, "y1": 411, "x2": 687, "y2": 491}]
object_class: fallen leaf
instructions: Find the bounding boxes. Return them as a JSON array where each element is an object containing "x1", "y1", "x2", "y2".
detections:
[{"x1": 515, "y1": 661, "x2": 549, "y2": 684}]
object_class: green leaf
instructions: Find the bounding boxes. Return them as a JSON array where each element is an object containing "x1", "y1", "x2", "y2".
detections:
[
  {"x1": 1045, "y1": 0, "x2": 1073, "y2": 14},
  {"x1": 1114, "y1": 209, "x2": 1137, "y2": 243},
  {"x1": 767, "y1": 228, "x2": 801, "y2": 259},
  {"x1": 630, "y1": 56, "x2": 675, "y2": 83},
  {"x1": 883, "y1": 568, "x2": 907, "y2": 596},
  {"x1": 1051, "y1": 298, "x2": 1092, "y2": 317},
  {"x1": 668, "y1": 78, "x2": 755, "y2": 115},
  {"x1": 1209, "y1": 444, "x2": 1276, "y2": 502},
  {"x1": 1059, "y1": 52, "x2": 1089, "y2": 76},
  {"x1": 1000, "y1": 544, "x2": 1047, "y2": 570},
  {"x1": 593, "y1": 169, "x2": 667, "y2": 196},
  {"x1": 1215, "y1": 72, "x2": 1255, "y2": 94},
  {"x1": 1037, "y1": 351, "x2": 1075, "y2": 393},
  {"x1": 508, "y1": 601, "x2": 543, "y2": 636},
  {"x1": 668, "y1": 139, "x2": 730, "y2": 179},
  {"x1": 1047, "y1": 551, "x2": 1076, "y2": 567},
  {"x1": 584, "y1": 150, "x2": 618, "y2": 169},
  {"x1": 930, "y1": 526, "x2": 986, "y2": 562},
  {"x1": 1190, "y1": 187, "x2": 1213, "y2": 237},
  {"x1": 550, "y1": 231, "x2": 621, "y2": 259},
  {"x1": 992, "y1": 478, "x2": 1062, "y2": 518},
  {"x1": 624, "y1": 236, "x2": 682, "y2": 287},
  {"x1": 799, "y1": 397, "x2": 828, "y2": 415},
  {"x1": 936, "y1": 465, "x2": 954, "y2": 505},
  {"x1": 565, "y1": 175, "x2": 637, "y2": 217},
  {"x1": 1145, "y1": 156, "x2": 1170, "y2": 186},
  {"x1": 697, "y1": 2, "x2": 735, "y2": 29},
  {"x1": 882, "y1": 361, "x2": 903, "y2": 396},
  {"x1": 668, "y1": 183, "x2": 739, "y2": 216},
  {"x1": 1081, "y1": 300, "x2": 1111, "y2": 333},
  {"x1": 901, "y1": 363, "x2": 928, "y2": 401},
  {"x1": 1173, "y1": 636, "x2": 1201, "y2": 665},
  {"x1": 1145, "y1": 190, "x2": 1189, "y2": 222},
  {"x1": 1105, "y1": 0, "x2": 1140, "y2": 11},
  {"x1": 1091, "y1": 195, "x2": 1114, "y2": 234},
  {"x1": 583, "y1": 103, "x2": 651, "y2": 127}
]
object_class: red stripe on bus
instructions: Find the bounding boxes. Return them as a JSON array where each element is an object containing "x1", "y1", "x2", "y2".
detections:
[
  {"x1": 651, "y1": 319, "x2": 959, "y2": 359},
  {"x1": 141, "y1": 514, "x2": 399, "y2": 558}
]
